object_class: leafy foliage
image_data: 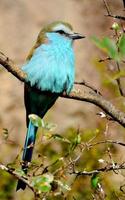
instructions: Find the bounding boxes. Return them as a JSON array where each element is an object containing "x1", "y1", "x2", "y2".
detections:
[
  {"x1": 91, "y1": 174, "x2": 100, "y2": 189},
  {"x1": 31, "y1": 173, "x2": 53, "y2": 193},
  {"x1": 92, "y1": 36, "x2": 119, "y2": 60},
  {"x1": 92, "y1": 33, "x2": 125, "y2": 62}
]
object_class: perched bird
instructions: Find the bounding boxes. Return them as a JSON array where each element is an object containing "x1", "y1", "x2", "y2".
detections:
[{"x1": 16, "y1": 21, "x2": 84, "y2": 190}]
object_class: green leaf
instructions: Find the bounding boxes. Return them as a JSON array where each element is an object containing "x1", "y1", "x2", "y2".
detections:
[
  {"x1": 51, "y1": 134, "x2": 71, "y2": 143},
  {"x1": 31, "y1": 173, "x2": 54, "y2": 193},
  {"x1": 38, "y1": 183, "x2": 51, "y2": 192},
  {"x1": 77, "y1": 134, "x2": 81, "y2": 144},
  {"x1": 102, "y1": 37, "x2": 117, "y2": 59},
  {"x1": 29, "y1": 114, "x2": 43, "y2": 127},
  {"x1": 110, "y1": 70, "x2": 125, "y2": 80},
  {"x1": 92, "y1": 36, "x2": 119, "y2": 61},
  {"x1": 92, "y1": 36, "x2": 104, "y2": 49},
  {"x1": 91, "y1": 174, "x2": 100, "y2": 189},
  {"x1": 29, "y1": 115, "x2": 57, "y2": 130},
  {"x1": 118, "y1": 34, "x2": 125, "y2": 57},
  {"x1": 15, "y1": 169, "x2": 26, "y2": 177},
  {"x1": 69, "y1": 134, "x2": 81, "y2": 152},
  {"x1": 32, "y1": 174, "x2": 53, "y2": 185},
  {"x1": 43, "y1": 122, "x2": 57, "y2": 131}
]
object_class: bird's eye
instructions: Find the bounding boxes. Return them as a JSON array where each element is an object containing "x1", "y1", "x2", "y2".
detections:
[{"x1": 55, "y1": 30, "x2": 65, "y2": 34}]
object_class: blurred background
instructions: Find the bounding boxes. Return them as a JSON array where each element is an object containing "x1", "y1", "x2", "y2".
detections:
[{"x1": 0, "y1": 0, "x2": 125, "y2": 199}]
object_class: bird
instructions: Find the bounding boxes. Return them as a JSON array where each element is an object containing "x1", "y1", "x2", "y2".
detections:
[{"x1": 16, "y1": 21, "x2": 85, "y2": 190}]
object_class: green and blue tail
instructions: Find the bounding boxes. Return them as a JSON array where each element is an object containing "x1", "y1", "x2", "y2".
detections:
[{"x1": 16, "y1": 120, "x2": 37, "y2": 191}]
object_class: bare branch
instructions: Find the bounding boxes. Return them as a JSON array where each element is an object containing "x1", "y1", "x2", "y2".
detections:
[
  {"x1": 90, "y1": 139, "x2": 125, "y2": 148},
  {"x1": 0, "y1": 52, "x2": 26, "y2": 81},
  {"x1": 70, "y1": 162, "x2": 125, "y2": 176},
  {"x1": 116, "y1": 62, "x2": 125, "y2": 97},
  {"x1": 103, "y1": 0, "x2": 112, "y2": 16},
  {"x1": 102, "y1": 0, "x2": 125, "y2": 20},
  {"x1": 0, "y1": 52, "x2": 125, "y2": 128},
  {"x1": 62, "y1": 92, "x2": 125, "y2": 128},
  {"x1": 106, "y1": 14, "x2": 125, "y2": 21}
]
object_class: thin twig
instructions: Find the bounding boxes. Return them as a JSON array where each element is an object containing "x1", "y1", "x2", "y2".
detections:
[
  {"x1": 116, "y1": 62, "x2": 125, "y2": 96},
  {"x1": 102, "y1": 0, "x2": 125, "y2": 21},
  {"x1": 90, "y1": 139, "x2": 125, "y2": 148},
  {"x1": 105, "y1": 14, "x2": 125, "y2": 21},
  {"x1": 103, "y1": 0, "x2": 112, "y2": 15},
  {"x1": 70, "y1": 162, "x2": 125, "y2": 176}
]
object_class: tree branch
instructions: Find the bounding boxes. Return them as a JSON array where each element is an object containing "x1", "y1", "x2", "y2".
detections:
[
  {"x1": 90, "y1": 139, "x2": 125, "y2": 148},
  {"x1": 0, "y1": 52, "x2": 125, "y2": 128},
  {"x1": 0, "y1": 52, "x2": 26, "y2": 81},
  {"x1": 70, "y1": 162, "x2": 125, "y2": 176},
  {"x1": 102, "y1": 0, "x2": 125, "y2": 21},
  {"x1": 0, "y1": 163, "x2": 39, "y2": 198}
]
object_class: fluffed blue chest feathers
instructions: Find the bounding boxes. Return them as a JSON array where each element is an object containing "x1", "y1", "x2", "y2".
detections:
[{"x1": 22, "y1": 32, "x2": 75, "y2": 94}]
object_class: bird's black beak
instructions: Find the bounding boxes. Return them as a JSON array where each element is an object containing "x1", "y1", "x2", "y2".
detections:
[{"x1": 70, "y1": 33, "x2": 85, "y2": 40}]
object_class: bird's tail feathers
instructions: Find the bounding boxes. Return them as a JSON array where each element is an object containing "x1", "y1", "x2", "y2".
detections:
[{"x1": 16, "y1": 120, "x2": 37, "y2": 191}]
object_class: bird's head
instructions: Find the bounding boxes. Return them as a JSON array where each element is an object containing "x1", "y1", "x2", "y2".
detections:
[
  {"x1": 37, "y1": 21, "x2": 85, "y2": 44},
  {"x1": 27, "y1": 21, "x2": 85, "y2": 60}
]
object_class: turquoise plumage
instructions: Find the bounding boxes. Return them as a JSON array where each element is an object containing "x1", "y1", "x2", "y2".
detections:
[
  {"x1": 16, "y1": 21, "x2": 84, "y2": 190},
  {"x1": 22, "y1": 32, "x2": 75, "y2": 93}
]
